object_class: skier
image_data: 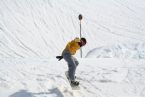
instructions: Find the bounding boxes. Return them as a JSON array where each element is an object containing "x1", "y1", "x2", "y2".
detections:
[{"x1": 56, "y1": 37, "x2": 87, "y2": 86}]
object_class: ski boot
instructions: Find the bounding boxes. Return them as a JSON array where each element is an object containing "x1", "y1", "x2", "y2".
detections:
[{"x1": 71, "y1": 80, "x2": 79, "y2": 86}]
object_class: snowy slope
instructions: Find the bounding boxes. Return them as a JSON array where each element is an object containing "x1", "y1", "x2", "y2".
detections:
[
  {"x1": 0, "y1": 0, "x2": 145, "y2": 97},
  {"x1": 0, "y1": 58, "x2": 145, "y2": 97},
  {"x1": 0, "y1": 0, "x2": 145, "y2": 58}
]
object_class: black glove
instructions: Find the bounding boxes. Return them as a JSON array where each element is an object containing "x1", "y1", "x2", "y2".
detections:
[{"x1": 56, "y1": 56, "x2": 63, "y2": 61}]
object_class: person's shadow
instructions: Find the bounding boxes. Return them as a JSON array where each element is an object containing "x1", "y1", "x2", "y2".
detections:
[
  {"x1": 9, "y1": 90, "x2": 34, "y2": 97},
  {"x1": 9, "y1": 88, "x2": 64, "y2": 97}
]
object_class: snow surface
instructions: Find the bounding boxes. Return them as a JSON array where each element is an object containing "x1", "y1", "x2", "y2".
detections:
[{"x1": 0, "y1": 0, "x2": 145, "y2": 97}]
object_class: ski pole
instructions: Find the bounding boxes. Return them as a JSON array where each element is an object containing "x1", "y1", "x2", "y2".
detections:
[{"x1": 78, "y1": 14, "x2": 83, "y2": 58}]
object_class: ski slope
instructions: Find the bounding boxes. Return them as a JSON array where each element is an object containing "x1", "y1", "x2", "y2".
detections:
[
  {"x1": 0, "y1": 58, "x2": 145, "y2": 97},
  {"x1": 0, "y1": 0, "x2": 145, "y2": 58},
  {"x1": 0, "y1": 0, "x2": 145, "y2": 97}
]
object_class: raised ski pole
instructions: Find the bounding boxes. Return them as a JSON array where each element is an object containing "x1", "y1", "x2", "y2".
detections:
[{"x1": 78, "y1": 14, "x2": 83, "y2": 58}]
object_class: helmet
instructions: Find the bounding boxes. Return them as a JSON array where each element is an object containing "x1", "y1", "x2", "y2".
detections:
[{"x1": 81, "y1": 37, "x2": 87, "y2": 45}]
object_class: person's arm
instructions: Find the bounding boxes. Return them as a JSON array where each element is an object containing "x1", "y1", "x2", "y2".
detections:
[
  {"x1": 74, "y1": 37, "x2": 80, "y2": 42},
  {"x1": 69, "y1": 38, "x2": 80, "y2": 49}
]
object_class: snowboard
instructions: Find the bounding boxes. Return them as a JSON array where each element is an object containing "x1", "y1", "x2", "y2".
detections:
[{"x1": 65, "y1": 71, "x2": 80, "y2": 90}]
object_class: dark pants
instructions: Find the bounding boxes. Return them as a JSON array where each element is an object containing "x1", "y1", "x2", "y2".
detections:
[{"x1": 62, "y1": 50, "x2": 79, "y2": 81}]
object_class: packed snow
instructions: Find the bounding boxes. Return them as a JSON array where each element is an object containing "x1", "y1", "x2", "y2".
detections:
[{"x1": 0, "y1": 0, "x2": 145, "y2": 97}]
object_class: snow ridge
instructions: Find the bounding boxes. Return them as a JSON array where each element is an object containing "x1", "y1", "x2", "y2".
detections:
[{"x1": 86, "y1": 42, "x2": 145, "y2": 59}]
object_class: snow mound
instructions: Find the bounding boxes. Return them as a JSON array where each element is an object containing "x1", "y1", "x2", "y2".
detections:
[{"x1": 86, "y1": 42, "x2": 145, "y2": 59}]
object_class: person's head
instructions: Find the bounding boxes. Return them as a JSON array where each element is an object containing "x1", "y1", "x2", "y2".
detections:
[{"x1": 80, "y1": 37, "x2": 87, "y2": 46}]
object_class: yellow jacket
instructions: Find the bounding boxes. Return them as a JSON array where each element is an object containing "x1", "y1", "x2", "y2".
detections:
[{"x1": 64, "y1": 38, "x2": 81, "y2": 55}]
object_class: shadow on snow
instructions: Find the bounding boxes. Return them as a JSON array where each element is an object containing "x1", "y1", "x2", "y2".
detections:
[{"x1": 9, "y1": 88, "x2": 64, "y2": 97}]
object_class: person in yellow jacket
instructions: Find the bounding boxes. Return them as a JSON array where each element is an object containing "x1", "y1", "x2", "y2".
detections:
[{"x1": 56, "y1": 37, "x2": 87, "y2": 86}]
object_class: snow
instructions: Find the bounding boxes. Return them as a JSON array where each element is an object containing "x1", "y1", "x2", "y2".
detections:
[
  {"x1": 86, "y1": 42, "x2": 145, "y2": 59},
  {"x1": 0, "y1": 58, "x2": 145, "y2": 97},
  {"x1": 0, "y1": 0, "x2": 145, "y2": 97}
]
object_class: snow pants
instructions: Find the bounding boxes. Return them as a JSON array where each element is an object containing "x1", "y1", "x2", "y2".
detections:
[{"x1": 62, "y1": 50, "x2": 79, "y2": 81}]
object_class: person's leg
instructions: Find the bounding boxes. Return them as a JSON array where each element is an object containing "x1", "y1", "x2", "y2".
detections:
[
  {"x1": 72, "y1": 57, "x2": 79, "y2": 67},
  {"x1": 67, "y1": 61, "x2": 76, "y2": 81},
  {"x1": 71, "y1": 56, "x2": 79, "y2": 77},
  {"x1": 62, "y1": 50, "x2": 76, "y2": 81}
]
